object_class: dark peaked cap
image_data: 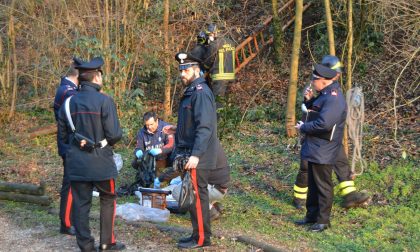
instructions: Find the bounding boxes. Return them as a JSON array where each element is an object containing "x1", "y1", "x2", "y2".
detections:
[
  {"x1": 313, "y1": 63, "x2": 337, "y2": 79},
  {"x1": 75, "y1": 57, "x2": 104, "y2": 72},
  {"x1": 175, "y1": 52, "x2": 202, "y2": 70}
]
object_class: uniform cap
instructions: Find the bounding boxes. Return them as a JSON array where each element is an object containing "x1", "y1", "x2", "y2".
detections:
[
  {"x1": 75, "y1": 57, "x2": 104, "y2": 72},
  {"x1": 312, "y1": 64, "x2": 338, "y2": 80},
  {"x1": 175, "y1": 52, "x2": 201, "y2": 70}
]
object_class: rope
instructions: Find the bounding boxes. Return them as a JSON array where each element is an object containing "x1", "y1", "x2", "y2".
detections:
[{"x1": 346, "y1": 87, "x2": 366, "y2": 176}]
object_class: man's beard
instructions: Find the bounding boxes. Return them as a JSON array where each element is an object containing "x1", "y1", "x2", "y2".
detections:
[{"x1": 181, "y1": 74, "x2": 195, "y2": 85}]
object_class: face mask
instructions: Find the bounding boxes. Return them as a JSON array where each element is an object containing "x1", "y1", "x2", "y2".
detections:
[{"x1": 209, "y1": 36, "x2": 214, "y2": 42}]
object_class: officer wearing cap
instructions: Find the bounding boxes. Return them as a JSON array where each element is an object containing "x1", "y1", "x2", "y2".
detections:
[
  {"x1": 57, "y1": 57, "x2": 125, "y2": 251},
  {"x1": 167, "y1": 52, "x2": 220, "y2": 249},
  {"x1": 292, "y1": 56, "x2": 368, "y2": 209},
  {"x1": 53, "y1": 57, "x2": 83, "y2": 236},
  {"x1": 294, "y1": 61, "x2": 347, "y2": 232}
]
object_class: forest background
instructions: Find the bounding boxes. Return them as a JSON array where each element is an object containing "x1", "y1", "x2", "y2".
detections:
[{"x1": 0, "y1": 0, "x2": 418, "y2": 251}]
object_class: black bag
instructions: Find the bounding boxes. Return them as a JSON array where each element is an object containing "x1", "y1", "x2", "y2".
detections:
[{"x1": 178, "y1": 171, "x2": 195, "y2": 212}]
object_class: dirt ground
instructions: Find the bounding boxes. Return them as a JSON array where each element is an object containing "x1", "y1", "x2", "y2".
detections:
[{"x1": 0, "y1": 211, "x2": 171, "y2": 252}]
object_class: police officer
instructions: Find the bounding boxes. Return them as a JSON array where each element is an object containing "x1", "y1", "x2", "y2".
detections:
[
  {"x1": 295, "y1": 62, "x2": 347, "y2": 232},
  {"x1": 203, "y1": 24, "x2": 236, "y2": 101},
  {"x1": 53, "y1": 57, "x2": 83, "y2": 235},
  {"x1": 133, "y1": 111, "x2": 175, "y2": 188},
  {"x1": 57, "y1": 57, "x2": 125, "y2": 251},
  {"x1": 292, "y1": 56, "x2": 369, "y2": 209},
  {"x1": 168, "y1": 51, "x2": 219, "y2": 249}
]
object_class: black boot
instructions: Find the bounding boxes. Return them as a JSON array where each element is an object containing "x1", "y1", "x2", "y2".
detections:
[
  {"x1": 99, "y1": 242, "x2": 126, "y2": 251},
  {"x1": 341, "y1": 191, "x2": 369, "y2": 209}
]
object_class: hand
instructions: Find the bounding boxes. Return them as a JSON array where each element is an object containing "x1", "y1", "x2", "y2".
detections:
[
  {"x1": 295, "y1": 121, "x2": 304, "y2": 130},
  {"x1": 153, "y1": 178, "x2": 161, "y2": 189},
  {"x1": 185, "y1": 156, "x2": 199, "y2": 170},
  {"x1": 162, "y1": 125, "x2": 176, "y2": 135},
  {"x1": 149, "y1": 148, "x2": 162, "y2": 156},
  {"x1": 135, "y1": 150, "x2": 143, "y2": 159},
  {"x1": 304, "y1": 87, "x2": 313, "y2": 100}
]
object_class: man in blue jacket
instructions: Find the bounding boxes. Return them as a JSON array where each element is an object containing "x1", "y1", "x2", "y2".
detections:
[
  {"x1": 292, "y1": 56, "x2": 369, "y2": 209},
  {"x1": 133, "y1": 111, "x2": 174, "y2": 187},
  {"x1": 53, "y1": 57, "x2": 82, "y2": 236},
  {"x1": 57, "y1": 57, "x2": 125, "y2": 251},
  {"x1": 295, "y1": 62, "x2": 347, "y2": 232}
]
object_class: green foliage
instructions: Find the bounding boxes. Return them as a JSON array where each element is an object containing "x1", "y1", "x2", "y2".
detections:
[
  {"x1": 114, "y1": 88, "x2": 145, "y2": 144},
  {"x1": 217, "y1": 100, "x2": 242, "y2": 137},
  {"x1": 358, "y1": 161, "x2": 420, "y2": 208}
]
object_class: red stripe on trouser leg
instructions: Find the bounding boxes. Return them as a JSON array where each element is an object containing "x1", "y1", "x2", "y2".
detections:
[
  {"x1": 110, "y1": 179, "x2": 116, "y2": 244},
  {"x1": 65, "y1": 187, "x2": 73, "y2": 228},
  {"x1": 191, "y1": 169, "x2": 204, "y2": 246}
]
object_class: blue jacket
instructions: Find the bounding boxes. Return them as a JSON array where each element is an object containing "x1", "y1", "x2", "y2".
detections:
[
  {"x1": 175, "y1": 77, "x2": 218, "y2": 170},
  {"x1": 300, "y1": 81, "x2": 347, "y2": 164},
  {"x1": 53, "y1": 77, "x2": 78, "y2": 157},
  {"x1": 134, "y1": 120, "x2": 174, "y2": 161}
]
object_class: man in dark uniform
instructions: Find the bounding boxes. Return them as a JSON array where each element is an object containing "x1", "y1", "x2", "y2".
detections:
[
  {"x1": 53, "y1": 57, "x2": 83, "y2": 235},
  {"x1": 295, "y1": 62, "x2": 347, "y2": 232},
  {"x1": 132, "y1": 111, "x2": 174, "y2": 188},
  {"x1": 167, "y1": 51, "x2": 219, "y2": 249},
  {"x1": 292, "y1": 56, "x2": 369, "y2": 209},
  {"x1": 57, "y1": 57, "x2": 125, "y2": 251}
]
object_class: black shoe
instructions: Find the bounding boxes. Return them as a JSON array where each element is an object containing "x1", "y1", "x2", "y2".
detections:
[
  {"x1": 99, "y1": 242, "x2": 126, "y2": 251},
  {"x1": 178, "y1": 236, "x2": 194, "y2": 243},
  {"x1": 308, "y1": 223, "x2": 330, "y2": 232},
  {"x1": 341, "y1": 191, "x2": 370, "y2": 209},
  {"x1": 60, "y1": 226, "x2": 76, "y2": 236},
  {"x1": 177, "y1": 240, "x2": 211, "y2": 249},
  {"x1": 292, "y1": 197, "x2": 306, "y2": 210},
  {"x1": 294, "y1": 218, "x2": 316, "y2": 226}
]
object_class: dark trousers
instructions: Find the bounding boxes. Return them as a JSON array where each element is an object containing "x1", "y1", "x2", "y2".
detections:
[
  {"x1": 306, "y1": 162, "x2": 333, "y2": 224},
  {"x1": 71, "y1": 179, "x2": 117, "y2": 252},
  {"x1": 59, "y1": 157, "x2": 73, "y2": 228},
  {"x1": 295, "y1": 145, "x2": 352, "y2": 187},
  {"x1": 189, "y1": 169, "x2": 211, "y2": 245}
]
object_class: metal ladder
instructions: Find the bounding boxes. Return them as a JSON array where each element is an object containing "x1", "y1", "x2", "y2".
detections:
[{"x1": 235, "y1": 0, "x2": 312, "y2": 73}]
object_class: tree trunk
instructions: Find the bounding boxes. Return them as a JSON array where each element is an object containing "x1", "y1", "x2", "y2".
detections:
[
  {"x1": 8, "y1": 0, "x2": 17, "y2": 120},
  {"x1": 0, "y1": 191, "x2": 51, "y2": 206},
  {"x1": 324, "y1": 0, "x2": 336, "y2": 55},
  {"x1": 343, "y1": 0, "x2": 354, "y2": 155},
  {"x1": 272, "y1": 0, "x2": 284, "y2": 65},
  {"x1": 0, "y1": 181, "x2": 46, "y2": 196},
  {"x1": 163, "y1": 0, "x2": 171, "y2": 119},
  {"x1": 285, "y1": 0, "x2": 303, "y2": 137}
]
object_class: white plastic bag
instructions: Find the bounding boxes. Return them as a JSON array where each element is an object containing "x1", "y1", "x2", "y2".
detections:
[
  {"x1": 113, "y1": 152, "x2": 123, "y2": 172},
  {"x1": 116, "y1": 203, "x2": 170, "y2": 222}
]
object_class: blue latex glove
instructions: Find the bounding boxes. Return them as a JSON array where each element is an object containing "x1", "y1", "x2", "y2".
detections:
[
  {"x1": 149, "y1": 148, "x2": 162, "y2": 156},
  {"x1": 135, "y1": 150, "x2": 143, "y2": 159},
  {"x1": 154, "y1": 178, "x2": 161, "y2": 189}
]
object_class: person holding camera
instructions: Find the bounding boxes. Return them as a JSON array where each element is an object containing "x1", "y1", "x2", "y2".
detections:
[{"x1": 57, "y1": 57, "x2": 125, "y2": 251}]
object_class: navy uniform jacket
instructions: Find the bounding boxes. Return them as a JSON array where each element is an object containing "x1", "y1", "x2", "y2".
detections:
[
  {"x1": 57, "y1": 81, "x2": 122, "y2": 181},
  {"x1": 134, "y1": 120, "x2": 174, "y2": 161},
  {"x1": 176, "y1": 77, "x2": 218, "y2": 170},
  {"x1": 300, "y1": 81, "x2": 347, "y2": 164},
  {"x1": 53, "y1": 77, "x2": 78, "y2": 157}
]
